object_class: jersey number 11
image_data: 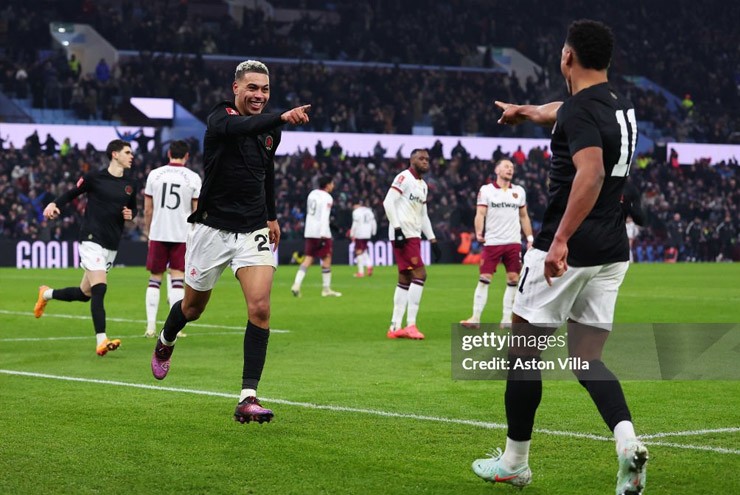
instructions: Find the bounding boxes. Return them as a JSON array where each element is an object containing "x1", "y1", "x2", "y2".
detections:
[{"x1": 612, "y1": 109, "x2": 637, "y2": 177}]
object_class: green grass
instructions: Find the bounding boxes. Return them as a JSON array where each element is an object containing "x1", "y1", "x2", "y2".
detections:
[{"x1": 0, "y1": 263, "x2": 738, "y2": 494}]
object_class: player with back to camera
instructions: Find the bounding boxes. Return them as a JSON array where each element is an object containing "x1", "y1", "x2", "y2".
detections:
[
  {"x1": 470, "y1": 20, "x2": 649, "y2": 495},
  {"x1": 149, "y1": 60, "x2": 312, "y2": 424},
  {"x1": 350, "y1": 201, "x2": 377, "y2": 277},
  {"x1": 460, "y1": 158, "x2": 533, "y2": 329},
  {"x1": 290, "y1": 175, "x2": 343, "y2": 297},
  {"x1": 143, "y1": 140, "x2": 202, "y2": 338},
  {"x1": 34, "y1": 139, "x2": 137, "y2": 356}
]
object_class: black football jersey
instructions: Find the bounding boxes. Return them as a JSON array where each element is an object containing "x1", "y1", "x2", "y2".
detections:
[
  {"x1": 55, "y1": 168, "x2": 138, "y2": 250},
  {"x1": 533, "y1": 83, "x2": 637, "y2": 266},
  {"x1": 190, "y1": 101, "x2": 283, "y2": 233}
]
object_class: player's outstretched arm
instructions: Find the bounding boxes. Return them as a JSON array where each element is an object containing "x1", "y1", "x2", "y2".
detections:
[
  {"x1": 281, "y1": 104, "x2": 311, "y2": 125},
  {"x1": 43, "y1": 202, "x2": 60, "y2": 220},
  {"x1": 494, "y1": 100, "x2": 562, "y2": 126}
]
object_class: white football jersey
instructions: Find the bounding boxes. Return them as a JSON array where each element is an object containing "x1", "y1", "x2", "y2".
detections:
[
  {"x1": 387, "y1": 169, "x2": 428, "y2": 239},
  {"x1": 304, "y1": 189, "x2": 333, "y2": 238},
  {"x1": 350, "y1": 206, "x2": 377, "y2": 240},
  {"x1": 145, "y1": 164, "x2": 202, "y2": 242},
  {"x1": 477, "y1": 182, "x2": 526, "y2": 245}
]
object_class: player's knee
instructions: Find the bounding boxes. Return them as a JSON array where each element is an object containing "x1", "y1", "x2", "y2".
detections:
[{"x1": 249, "y1": 300, "x2": 270, "y2": 323}]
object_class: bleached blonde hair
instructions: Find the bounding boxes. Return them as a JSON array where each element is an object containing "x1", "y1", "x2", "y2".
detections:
[{"x1": 235, "y1": 60, "x2": 269, "y2": 81}]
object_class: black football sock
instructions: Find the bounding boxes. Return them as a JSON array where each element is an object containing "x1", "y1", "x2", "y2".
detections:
[
  {"x1": 505, "y1": 354, "x2": 543, "y2": 441},
  {"x1": 53, "y1": 287, "x2": 91, "y2": 302},
  {"x1": 162, "y1": 300, "x2": 187, "y2": 342},
  {"x1": 90, "y1": 283, "x2": 107, "y2": 334},
  {"x1": 578, "y1": 359, "x2": 632, "y2": 431},
  {"x1": 241, "y1": 321, "x2": 270, "y2": 391}
]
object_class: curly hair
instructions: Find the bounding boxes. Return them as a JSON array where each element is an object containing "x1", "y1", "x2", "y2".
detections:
[{"x1": 566, "y1": 19, "x2": 614, "y2": 71}]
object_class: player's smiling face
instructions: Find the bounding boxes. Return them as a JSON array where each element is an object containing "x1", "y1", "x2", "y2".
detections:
[{"x1": 233, "y1": 72, "x2": 270, "y2": 115}]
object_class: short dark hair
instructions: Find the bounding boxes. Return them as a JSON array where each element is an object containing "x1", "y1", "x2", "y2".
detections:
[
  {"x1": 106, "y1": 139, "x2": 130, "y2": 160},
  {"x1": 318, "y1": 175, "x2": 334, "y2": 190},
  {"x1": 566, "y1": 19, "x2": 614, "y2": 71},
  {"x1": 410, "y1": 148, "x2": 429, "y2": 158},
  {"x1": 168, "y1": 140, "x2": 189, "y2": 159}
]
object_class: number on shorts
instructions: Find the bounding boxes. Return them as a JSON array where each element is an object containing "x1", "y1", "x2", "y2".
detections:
[
  {"x1": 255, "y1": 233, "x2": 270, "y2": 252},
  {"x1": 518, "y1": 266, "x2": 530, "y2": 294}
]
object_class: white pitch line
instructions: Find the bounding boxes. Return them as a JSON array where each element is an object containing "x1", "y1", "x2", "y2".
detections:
[
  {"x1": 0, "y1": 310, "x2": 290, "y2": 333},
  {"x1": 1, "y1": 369, "x2": 737, "y2": 455},
  {"x1": 641, "y1": 427, "x2": 740, "y2": 439}
]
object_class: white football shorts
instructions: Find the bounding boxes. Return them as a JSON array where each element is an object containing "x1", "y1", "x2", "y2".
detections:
[
  {"x1": 512, "y1": 248, "x2": 629, "y2": 330},
  {"x1": 79, "y1": 241, "x2": 117, "y2": 273},
  {"x1": 185, "y1": 224, "x2": 276, "y2": 292}
]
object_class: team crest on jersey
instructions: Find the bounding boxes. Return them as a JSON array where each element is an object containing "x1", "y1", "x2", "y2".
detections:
[
  {"x1": 512, "y1": 192, "x2": 518, "y2": 199},
  {"x1": 125, "y1": 185, "x2": 133, "y2": 195},
  {"x1": 264, "y1": 135, "x2": 274, "y2": 151},
  {"x1": 225, "y1": 107, "x2": 239, "y2": 116}
]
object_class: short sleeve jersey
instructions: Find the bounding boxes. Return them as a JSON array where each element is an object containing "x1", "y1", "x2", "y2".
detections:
[
  {"x1": 304, "y1": 189, "x2": 333, "y2": 239},
  {"x1": 534, "y1": 83, "x2": 637, "y2": 266},
  {"x1": 351, "y1": 206, "x2": 377, "y2": 240},
  {"x1": 477, "y1": 182, "x2": 527, "y2": 246},
  {"x1": 145, "y1": 164, "x2": 202, "y2": 242},
  {"x1": 387, "y1": 169, "x2": 428, "y2": 239}
]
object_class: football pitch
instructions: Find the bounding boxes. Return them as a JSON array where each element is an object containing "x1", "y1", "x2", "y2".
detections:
[{"x1": 1, "y1": 263, "x2": 738, "y2": 494}]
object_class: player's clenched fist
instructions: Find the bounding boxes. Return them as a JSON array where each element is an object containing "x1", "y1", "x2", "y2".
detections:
[
  {"x1": 122, "y1": 207, "x2": 133, "y2": 220},
  {"x1": 43, "y1": 202, "x2": 60, "y2": 220},
  {"x1": 281, "y1": 104, "x2": 311, "y2": 125}
]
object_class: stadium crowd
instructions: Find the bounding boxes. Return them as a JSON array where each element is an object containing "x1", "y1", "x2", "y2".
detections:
[
  {"x1": 2, "y1": 135, "x2": 737, "y2": 262},
  {"x1": 0, "y1": 0, "x2": 737, "y2": 143}
]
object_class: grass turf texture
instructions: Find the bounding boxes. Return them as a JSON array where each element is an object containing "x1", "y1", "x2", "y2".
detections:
[{"x1": 0, "y1": 263, "x2": 738, "y2": 494}]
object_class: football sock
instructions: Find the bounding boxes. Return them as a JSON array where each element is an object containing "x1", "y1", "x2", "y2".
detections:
[
  {"x1": 472, "y1": 278, "x2": 490, "y2": 320},
  {"x1": 502, "y1": 283, "x2": 517, "y2": 323},
  {"x1": 406, "y1": 278, "x2": 425, "y2": 325},
  {"x1": 293, "y1": 265, "x2": 307, "y2": 288},
  {"x1": 505, "y1": 354, "x2": 542, "y2": 441},
  {"x1": 391, "y1": 283, "x2": 409, "y2": 330},
  {"x1": 613, "y1": 420, "x2": 638, "y2": 454},
  {"x1": 578, "y1": 359, "x2": 632, "y2": 432},
  {"x1": 239, "y1": 388, "x2": 257, "y2": 402},
  {"x1": 502, "y1": 437, "x2": 531, "y2": 470},
  {"x1": 162, "y1": 300, "x2": 187, "y2": 343},
  {"x1": 169, "y1": 278, "x2": 184, "y2": 308},
  {"x1": 51, "y1": 287, "x2": 90, "y2": 302},
  {"x1": 95, "y1": 332, "x2": 108, "y2": 346},
  {"x1": 365, "y1": 252, "x2": 373, "y2": 271},
  {"x1": 357, "y1": 252, "x2": 365, "y2": 274},
  {"x1": 321, "y1": 268, "x2": 331, "y2": 289},
  {"x1": 90, "y1": 283, "x2": 107, "y2": 334},
  {"x1": 242, "y1": 321, "x2": 270, "y2": 390},
  {"x1": 146, "y1": 279, "x2": 161, "y2": 330}
]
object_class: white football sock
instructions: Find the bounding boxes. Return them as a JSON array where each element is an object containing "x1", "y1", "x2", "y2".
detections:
[
  {"x1": 614, "y1": 420, "x2": 637, "y2": 453},
  {"x1": 239, "y1": 388, "x2": 257, "y2": 401},
  {"x1": 502, "y1": 284, "x2": 517, "y2": 324},
  {"x1": 406, "y1": 280, "x2": 425, "y2": 326},
  {"x1": 472, "y1": 280, "x2": 490, "y2": 320},
  {"x1": 293, "y1": 266, "x2": 307, "y2": 288},
  {"x1": 145, "y1": 286, "x2": 160, "y2": 331},
  {"x1": 43, "y1": 288, "x2": 53, "y2": 300},
  {"x1": 321, "y1": 269, "x2": 331, "y2": 289},
  {"x1": 391, "y1": 284, "x2": 409, "y2": 330},
  {"x1": 357, "y1": 252, "x2": 365, "y2": 274},
  {"x1": 96, "y1": 333, "x2": 108, "y2": 346},
  {"x1": 502, "y1": 437, "x2": 530, "y2": 470}
]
